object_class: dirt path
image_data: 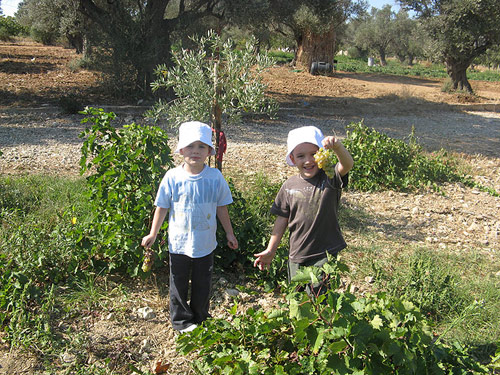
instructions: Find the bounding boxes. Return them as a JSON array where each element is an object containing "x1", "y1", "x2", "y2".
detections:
[{"x1": 1, "y1": 40, "x2": 500, "y2": 375}]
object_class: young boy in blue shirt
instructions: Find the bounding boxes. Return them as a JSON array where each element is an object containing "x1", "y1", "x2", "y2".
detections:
[
  {"x1": 142, "y1": 121, "x2": 238, "y2": 333},
  {"x1": 254, "y1": 126, "x2": 353, "y2": 292}
]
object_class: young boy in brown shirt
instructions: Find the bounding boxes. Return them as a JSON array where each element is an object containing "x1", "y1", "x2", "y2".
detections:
[{"x1": 253, "y1": 126, "x2": 353, "y2": 291}]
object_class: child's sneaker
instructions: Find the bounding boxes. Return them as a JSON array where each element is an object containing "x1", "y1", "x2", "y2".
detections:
[{"x1": 179, "y1": 324, "x2": 197, "y2": 333}]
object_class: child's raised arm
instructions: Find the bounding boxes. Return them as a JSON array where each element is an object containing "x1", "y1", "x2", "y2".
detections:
[{"x1": 322, "y1": 136, "x2": 354, "y2": 177}]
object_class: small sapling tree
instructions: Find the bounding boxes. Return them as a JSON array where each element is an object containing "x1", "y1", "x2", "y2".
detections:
[{"x1": 147, "y1": 30, "x2": 278, "y2": 171}]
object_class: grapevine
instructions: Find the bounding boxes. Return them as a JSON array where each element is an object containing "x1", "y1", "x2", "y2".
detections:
[{"x1": 314, "y1": 148, "x2": 336, "y2": 178}]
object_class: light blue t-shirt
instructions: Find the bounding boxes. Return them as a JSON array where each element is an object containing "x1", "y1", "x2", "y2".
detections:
[{"x1": 154, "y1": 164, "x2": 233, "y2": 258}]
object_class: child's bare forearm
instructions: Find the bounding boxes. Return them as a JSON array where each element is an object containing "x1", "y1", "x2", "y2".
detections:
[
  {"x1": 267, "y1": 216, "x2": 288, "y2": 254},
  {"x1": 324, "y1": 137, "x2": 353, "y2": 176},
  {"x1": 216, "y1": 206, "x2": 235, "y2": 237},
  {"x1": 254, "y1": 215, "x2": 288, "y2": 270},
  {"x1": 334, "y1": 142, "x2": 354, "y2": 175},
  {"x1": 142, "y1": 206, "x2": 168, "y2": 248},
  {"x1": 149, "y1": 207, "x2": 168, "y2": 236},
  {"x1": 217, "y1": 206, "x2": 239, "y2": 249}
]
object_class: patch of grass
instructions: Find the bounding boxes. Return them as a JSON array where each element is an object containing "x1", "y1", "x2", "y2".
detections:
[
  {"x1": 343, "y1": 240, "x2": 500, "y2": 364},
  {"x1": 375, "y1": 248, "x2": 470, "y2": 320},
  {"x1": 0, "y1": 174, "x2": 88, "y2": 220},
  {"x1": 335, "y1": 55, "x2": 500, "y2": 82},
  {"x1": 61, "y1": 272, "x2": 127, "y2": 314},
  {"x1": 268, "y1": 50, "x2": 294, "y2": 64}
]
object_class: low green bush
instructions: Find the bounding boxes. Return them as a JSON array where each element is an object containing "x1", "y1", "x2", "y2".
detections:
[
  {"x1": 217, "y1": 175, "x2": 288, "y2": 289},
  {"x1": 0, "y1": 16, "x2": 26, "y2": 40},
  {"x1": 216, "y1": 176, "x2": 279, "y2": 269},
  {"x1": 320, "y1": 121, "x2": 498, "y2": 195},
  {"x1": 79, "y1": 107, "x2": 174, "y2": 276},
  {"x1": 178, "y1": 260, "x2": 488, "y2": 374}
]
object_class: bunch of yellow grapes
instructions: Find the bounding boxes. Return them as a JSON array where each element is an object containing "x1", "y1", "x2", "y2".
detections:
[
  {"x1": 142, "y1": 250, "x2": 154, "y2": 273},
  {"x1": 314, "y1": 148, "x2": 336, "y2": 178}
]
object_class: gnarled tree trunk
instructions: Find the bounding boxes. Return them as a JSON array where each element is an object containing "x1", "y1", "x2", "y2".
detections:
[
  {"x1": 296, "y1": 26, "x2": 336, "y2": 72},
  {"x1": 78, "y1": 0, "x2": 174, "y2": 95},
  {"x1": 445, "y1": 57, "x2": 473, "y2": 93},
  {"x1": 378, "y1": 48, "x2": 387, "y2": 66}
]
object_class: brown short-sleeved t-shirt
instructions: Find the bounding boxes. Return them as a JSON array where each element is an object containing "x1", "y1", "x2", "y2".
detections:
[{"x1": 271, "y1": 165, "x2": 348, "y2": 264}]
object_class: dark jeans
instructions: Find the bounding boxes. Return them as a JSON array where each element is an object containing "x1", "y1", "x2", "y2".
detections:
[{"x1": 169, "y1": 252, "x2": 214, "y2": 331}]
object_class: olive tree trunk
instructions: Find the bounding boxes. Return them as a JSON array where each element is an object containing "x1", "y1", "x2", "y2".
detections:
[
  {"x1": 445, "y1": 57, "x2": 473, "y2": 93},
  {"x1": 295, "y1": 27, "x2": 336, "y2": 71},
  {"x1": 78, "y1": 0, "x2": 174, "y2": 94},
  {"x1": 378, "y1": 48, "x2": 387, "y2": 66}
]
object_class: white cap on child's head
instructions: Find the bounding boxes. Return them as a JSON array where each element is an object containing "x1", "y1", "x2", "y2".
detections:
[
  {"x1": 286, "y1": 126, "x2": 324, "y2": 166},
  {"x1": 175, "y1": 121, "x2": 216, "y2": 155}
]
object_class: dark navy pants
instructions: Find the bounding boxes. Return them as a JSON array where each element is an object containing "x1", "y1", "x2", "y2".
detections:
[{"x1": 169, "y1": 252, "x2": 214, "y2": 331}]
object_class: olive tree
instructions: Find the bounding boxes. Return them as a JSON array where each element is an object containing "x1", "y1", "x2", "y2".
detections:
[
  {"x1": 147, "y1": 31, "x2": 278, "y2": 170},
  {"x1": 276, "y1": 0, "x2": 365, "y2": 70},
  {"x1": 17, "y1": 0, "x2": 89, "y2": 53},
  {"x1": 353, "y1": 5, "x2": 396, "y2": 66},
  {"x1": 77, "y1": 0, "x2": 287, "y2": 95},
  {"x1": 399, "y1": 0, "x2": 500, "y2": 93},
  {"x1": 392, "y1": 10, "x2": 425, "y2": 65}
]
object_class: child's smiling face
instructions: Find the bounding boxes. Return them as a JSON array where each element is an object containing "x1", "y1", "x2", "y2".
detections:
[{"x1": 290, "y1": 142, "x2": 320, "y2": 179}]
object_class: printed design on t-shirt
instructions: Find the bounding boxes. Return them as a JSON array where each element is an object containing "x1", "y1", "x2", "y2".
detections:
[
  {"x1": 171, "y1": 207, "x2": 211, "y2": 231},
  {"x1": 171, "y1": 178, "x2": 220, "y2": 204},
  {"x1": 169, "y1": 178, "x2": 219, "y2": 232},
  {"x1": 286, "y1": 186, "x2": 321, "y2": 222}
]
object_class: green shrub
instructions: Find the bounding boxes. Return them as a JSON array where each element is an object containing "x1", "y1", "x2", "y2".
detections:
[
  {"x1": 320, "y1": 121, "x2": 497, "y2": 195},
  {"x1": 216, "y1": 178, "x2": 273, "y2": 269},
  {"x1": 178, "y1": 260, "x2": 487, "y2": 374},
  {"x1": 0, "y1": 16, "x2": 26, "y2": 39},
  {"x1": 79, "y1": 107, "x2": 174, "y2": 276},
  {"x1": 345, "y1": 121, "x2": 459, "y2": 191}
]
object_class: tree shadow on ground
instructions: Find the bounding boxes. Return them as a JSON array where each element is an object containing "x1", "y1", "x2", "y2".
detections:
[
  {"x1": 333, "y1": 71, "x2": 443, "y2": 87},
  {"x1": 0, "y1": 60, "x2": 57, "y2": 75}
]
